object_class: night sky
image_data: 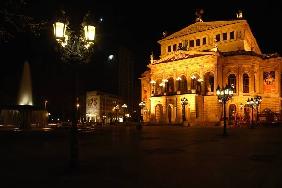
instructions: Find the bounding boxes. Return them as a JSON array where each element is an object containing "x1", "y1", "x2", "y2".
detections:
[{"x1": 0, "y1": 0, "x2": 281, "y2": 119}]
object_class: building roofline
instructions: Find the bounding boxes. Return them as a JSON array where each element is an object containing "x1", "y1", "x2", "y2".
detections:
[
  {"x1": 220, "y1": 50, "x2": 280, "y2": 59},
  {"x1": 158, "y1": 20, "x2": 247, "y2": 43}
]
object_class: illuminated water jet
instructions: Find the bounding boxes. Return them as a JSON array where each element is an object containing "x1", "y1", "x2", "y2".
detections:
[{"x1": 18, "y1": 61, "x2": 33, "y2": 106}]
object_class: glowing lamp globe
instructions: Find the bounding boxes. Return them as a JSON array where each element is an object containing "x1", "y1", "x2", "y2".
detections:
[
  {"x1": 84, "y1": 25, "x2": 95, "y2": 42},
  {"x1": 53, "y1": 22, "x2": 66, "y2": 40}
]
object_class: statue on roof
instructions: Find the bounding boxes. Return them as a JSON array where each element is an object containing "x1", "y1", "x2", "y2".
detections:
[
  {"x1": 195, "y1": 9, "x2": 204, "y2": 22},
  {"x1": 162, "y1": 31, "x2": 168, "y2": 38},
  {"x1": 210, "y1": 38, "x2": 218, "y2": 52},
  {"x1": 150, "y1": 52, "x2": 154, "y2": 64},
  {"x1": 236, "y1": 10, "x2": 243, "y2": 19}
]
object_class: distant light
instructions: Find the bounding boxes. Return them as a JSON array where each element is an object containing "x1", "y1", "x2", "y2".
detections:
[
  {"x1": 99, "y1": 17, "x2": 103, "y2": 22},
  {"x1": 42, "y1": 128, "x2": 51, "y2": 131},
  {"x1": 108, "y1": 54, "x2": 114, "y2": 61},
  {"x1": 13, "y1": 128, "x2": 22, "y2": 132},
  {"x1": 57, "y1": 118, "x2": 60, "y2": 121}
]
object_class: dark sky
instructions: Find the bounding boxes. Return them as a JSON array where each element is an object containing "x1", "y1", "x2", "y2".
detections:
[{"x1": 1, "y1": 0, "x2": 281, "y2": 119}]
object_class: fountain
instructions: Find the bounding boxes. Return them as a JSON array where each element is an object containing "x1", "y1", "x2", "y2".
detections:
[
  {"x1": 16, "y1": 61, "x2": 33, "y2": 129},
  {"x1": 18, "y1": 61, "x2": 33, "y2": 106},
  {"x1": 0, "y1": 61, "x2": 48, "y2": 129}
]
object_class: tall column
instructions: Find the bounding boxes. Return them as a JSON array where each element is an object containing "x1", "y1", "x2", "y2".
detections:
[
  {"x1": 214, "y1": 65, "x2": 218, "y2": 95},
  {"x1": 173, "y1": 69, "x2": 177, "y2": 92},
  {"x1": 217, "y1": 58, "x2": 223, "y2": 88},
  {"x1": 175, "y1": 97, "x2": 177, "y2": 123}
]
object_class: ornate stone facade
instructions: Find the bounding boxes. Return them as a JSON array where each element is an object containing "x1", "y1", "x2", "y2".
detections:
[{"x1": 140, "y1": 18, "x2": 282, "y2": 125}]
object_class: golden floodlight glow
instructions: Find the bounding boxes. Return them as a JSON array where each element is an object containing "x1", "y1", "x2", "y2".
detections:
[
  {"x1": 191, "y1": 75, "x2": 196, "y2": 79},
  {"x1": 150, "y1": 80, "x2": 156, "y2": 84},
  {"x1": 19, "y1": 95, "x2": 33, "y2": 106},
  {"x1": 197, "y1": 78, "x2": 203, "y2": 82},
  {"x1": 84, "y1": 25, "x2": 95, "y2": 42},
  {"x1": 176, "y1": 77, "x2": 182, "y2": 81}
]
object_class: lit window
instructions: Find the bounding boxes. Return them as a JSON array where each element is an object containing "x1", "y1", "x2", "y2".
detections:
[
  {"x1": 184, "y1": 40, "x2": 188, "y2": 48},
  {"x1": 203, "y1": 37, "x2": 206, "y2": 45},
  {"x1": 196, "y1": 39, "x2": 200, "y2": 46},
  {"x1": 178, "y1": 43, "x2": 182, "y2": 50},
  {"x1": 230, "y1": 31, "x2": 235, "y2": 40},
  {"x1": 223, "y1": 33, "x2": 227, "y2": 40},
  {"x1": 189, "y1": 40, "x2": 194, "y2": 47},
  {"x1": 228, "y1": 74, "x2": 236, "y2": 93},
  {"x1": 243, "y1": 73, "x2": 249, "y2": 93},
  {"x1": 216, "y1": 34, "x2": 220, "y2": 42},
  {"x1": 168, "y1": 46, "x2": 171, "y2": 52}
]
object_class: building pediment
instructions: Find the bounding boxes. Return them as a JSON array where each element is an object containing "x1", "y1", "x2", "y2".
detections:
[{"x1": 159, "y1": 20, "x2": 246, "y2": 42}]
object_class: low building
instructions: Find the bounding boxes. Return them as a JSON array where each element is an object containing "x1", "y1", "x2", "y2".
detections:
[
  {"x1": 140, "y1": 12, "x2": 282, "y2": 125},
  {"x1": 85, "y1": 91, "x2": 123, "y2": 123}
]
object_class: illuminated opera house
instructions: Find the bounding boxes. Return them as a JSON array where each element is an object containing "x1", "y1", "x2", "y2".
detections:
[{"x1": 140, "y1": 12, "x2": 282, "y2": 125}]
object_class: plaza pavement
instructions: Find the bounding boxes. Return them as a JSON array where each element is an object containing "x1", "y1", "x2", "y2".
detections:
[{"x1": 0, "y1": 124, "x2": 282, "y2": 188}]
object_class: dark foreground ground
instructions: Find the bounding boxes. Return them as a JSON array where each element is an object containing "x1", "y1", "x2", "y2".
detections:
[{"x1": 1, "y1": 124, "x2": 282, "y2": 188}]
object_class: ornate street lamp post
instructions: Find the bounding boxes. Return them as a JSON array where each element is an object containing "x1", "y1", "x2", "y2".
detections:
[
  {"x1": 121, "y1": 104, "x2": 127, "y2": 123},
  {"x1": 113, "y1": 105, "x2": 120, "y2": 123},
  {"x1": 44, "y1": 100, "x2": 48, "y2": 110},
  {"x1": 246, "y1": 96, "x2": 262, "y2": 128},
  {"x1": 254, "y1": 95, "x2": 262, "y2": 125},
  {"x1": 53, "y1": 11, "x2": 95, "y2": 61},
  {"x1": 216, "y1": 84, "x2": 233, "y2": 136},
  {"x1": 76, "y1": 101, "x2": 80, "y2": 124},
  {"x1": 53, "y1": 10, "x2": 96, "y2": 169},
  {"x1": 246, "y1": 98, "x2": 255, "y2": 128},
  {"x1": 139, "y1": 101, "x2": 146, "y2": 122},
  {"x1": 180, "y1": 97, "x2": 188, "y2": 122}
]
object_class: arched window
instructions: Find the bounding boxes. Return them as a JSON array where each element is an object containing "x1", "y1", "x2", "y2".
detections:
[
  {"x1": 209, "y1": 75, "x2": 214, "y2": 92},
  {"x1": 191, "y1": 74, "x2": 199, "y2": 90},
  {"x1": 228, "y1": 74, "x2": 236, "y2": 93},
  {"x1": 191, "y1": 74, "x2": 201, "y2": 94},
  {"x1": 204, "y1": 72, "x2": 214, "y2": 94},
  {"x1": 180, "y1": 75, "x2": 187, "y2": 93},
  {"x1": 156, "y1": 79, "x2": 162, "y2": 95},
  {"x1": 167, "y1": 77, "x2": 174, "y2": 94},
  {"x1": 243, "y1": 73, "x2": 249, "y2": 93}
]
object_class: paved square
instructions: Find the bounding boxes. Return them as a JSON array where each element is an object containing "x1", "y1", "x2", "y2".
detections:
[{"x1": 1, "y1": 125, "x2": 282, "y2": 187}]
